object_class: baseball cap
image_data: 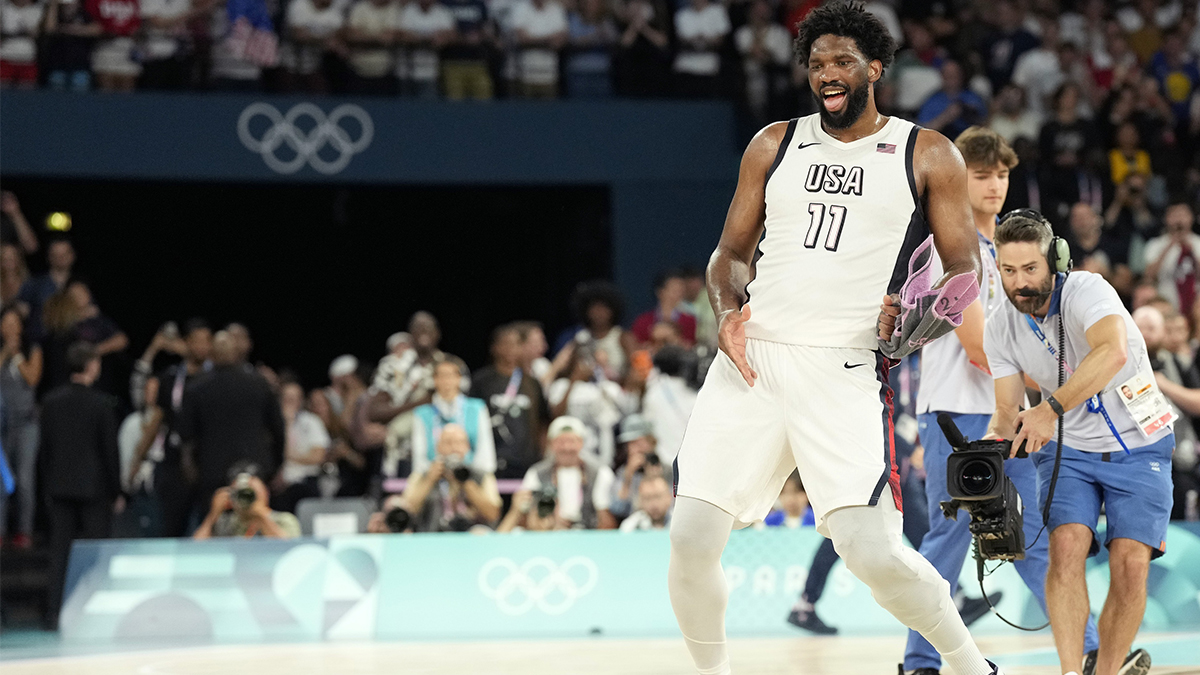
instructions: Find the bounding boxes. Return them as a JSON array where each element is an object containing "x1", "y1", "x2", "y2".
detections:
[
  {"x1": 548, "y1": 416, "x2": 587, "y2": 441},
  {"x1": 617, "y1": 414, "x2": 655, "y2": 444},
  {"x1": 328, "y1": 354, "x2": 358, "y2": 380},
  {"x1": 386, "y1": 332, "x2": 412, "y2": 352}
]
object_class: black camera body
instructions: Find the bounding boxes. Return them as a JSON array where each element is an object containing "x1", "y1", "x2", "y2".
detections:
[
  {"x1": 534, "y1": 485, "x2": 557, "y2": 518},
  {"x1": 938, "y1": 414, "x2": 1027, "y2": 562}
]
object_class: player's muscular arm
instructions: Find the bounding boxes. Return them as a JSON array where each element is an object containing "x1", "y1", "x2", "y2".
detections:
[
  {"x1": 707, "y1": 122, "x2": 786, "y2": 387},
  {"x1": 914, "y1": 130, "x2": 981, "y2": 287}
]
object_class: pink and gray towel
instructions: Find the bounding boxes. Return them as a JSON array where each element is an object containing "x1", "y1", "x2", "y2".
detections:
[{"x1": 877, "y1": 235, "x2": 979, "y2": 360}]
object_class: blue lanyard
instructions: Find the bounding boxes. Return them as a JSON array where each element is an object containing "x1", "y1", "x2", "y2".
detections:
[{"x1": 1023, "y1": 315, "x2": 1130, "y2": 454}]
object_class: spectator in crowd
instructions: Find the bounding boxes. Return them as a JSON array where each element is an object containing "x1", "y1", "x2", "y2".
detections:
[
  {"x1": 619, "y1": 474, "x2": 672, "y2": 531},
  {"x1": 344, "y1": 362, "x2": 386, "y2": 494},
  {"x1": 1110, "y1": 121, "x2": 1153, "y2": 186},
  {"x1": 368, "y1": 311, "x2": 445, "y2": 478},
  {"x1": 39, "y1": 342, "x2": 120, "y2": 625},
  {"x1": 344, "y1": 0, "x2": 400, "y2": 94},
  {"x1": 178, "y1": 330, "x2": 286, "y2": 518},
  {"x1": 308, "y1": 386, "x2": 366, "y2": 496},
  {"x1": 989, "y1": 84, "x2": 1042, "y2": 145},
  {"x1": 193, "y1": 462, "x2": 301, "y2": 539},
  {"x1": 678, "y1": 265, "x2": 716, "y2": 349},
  {"x1": 1069, "y1": 202, "x2": 1132, "y2": 296},
  {"x1": 1140, "y1": 306, "x2": 1200, "y2": 520},
  {"x1": 510, "y1": 0, "x2": 567, "y2": 98},
  {"x1": 564, "y1": 0, "x2": 616, "y2": 98},
  {"x1": 273, "y1": 379, "x2": 331, "y2": 512},
  {"x1": 366, "y1": 493, "x2": 415, "y2": 533},
  {"x1": 672, "y1": 0, "x2": 728, "y2": 99},
  {"x1": 1123, "y1": 0, "x2": 1173, "y2": 67},
  {"x1": 282, "y1": 0, "x2": 347, "y2": 93},
  {"x1": 225, "y1": 321, "x2": 255, "y2": 365},
  {"x1": 1038, "y1": 81, "x2": 1103, "y2": 225},
  {"x1": 1, "y1": 191, "x2": 37, "y2": 256},
  {"x1": 471, "y1": 324, "x2": 549, "y2": 479},
  {"x1": 917, "y1": 59, "x2": 986, "y2": 139},
  {"x1": 640, "y1": 344, "x2": 696, "y2": 464},
  {"x1": 1012, "y1": 16, "x2": 1096, "y2": 119},
  {"x1": 138, "y1": 0, "x2": 207, "y2": 89},
  {"x1": 118, "y1": 373, "x2": 160, "y2": 508},
  {"x1": 613, "y1": 0, "x2": 669, "y2": 98},
  {"x1": 127, "y1": 319, "x2": 211, "y2": 535},
  {"x1": 520, "y1": 416, "x2": 616, "y2": 529},
  {"x1": 632, "y1": 269, "x2": 697, "y2": 347},
  {"x1": 1105, "y1": 173, "x2": 1158, "y2": 264},
  {"x1": 40, "y1": 0, "x2": 100, "y2": 91},
  {"x1": 1150, "y1": 28, "x2": 1200, "y2": 127},
  {"x1": 1143, "y1": 201, "x2": 1200, "y2": 314},
  {"x1": 325, "y1": 354, "x2": 358, "y2": 415},
  {"x1": 552, "y1": 280, "x2": 634, "y2": 380},
  {"x1": 887, "y1": 18, "x2": 945, "y2": 117},
  {"x1": 734, "y1": 0, "x2": 790, "y2": 124},
  {"x1": 441, "y1": 0, "x2": 492, "y2": 100},
  {"x1": 207, "y1": 0, "x2": 271, "y2": 92},
  {"x1": 65, "y1": 278, "x2": 128, "y2": 390},
  {"x1": 980, "y1": 0, "x2": 1038, "y2": 93},
  {"x1": 0, "y1": 306, "x2": 42, "y2": 549},
  {"x1": 397, "y1": 0, "x2": 456, "y2": 98},
  {"x1": 610, "y1": 413, "x2": 671, "y2": 520},
  {"x1": 495, "y1": 487, "x2": 568, "y2": 532},
  {"x1": 411, "y1": 355, "x2": 494, "y2": 476},
  {"x1": 514, "y1": 320, "x2": 552, "y2": 387},
  {"x1": 0, "y1": 0, "x2": 44, "y2": 88},
  {"x1": 86, "y1": 0, "x2": 141, "y2": 91},
  {"x1": 763, "y1": 471, "x2": 813, "y2": 528},
  {"x1": 0, "y1": 244, "x2": 28, "y2": 308},
  {"x1": 403, "y1": 423, "x2": 501, "y2": 531},
  {"x1": 547, "y1": 341, "x2": 635, "y2": 466},
  {"x1": 18, "y1": 238, "x2": 76, "y2": 341}
]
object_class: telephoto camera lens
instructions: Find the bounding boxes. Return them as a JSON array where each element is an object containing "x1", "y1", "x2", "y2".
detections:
[
  {"x1": 385, "y1": 507, "x2": 411, "y2": 533},
  {"x1": 535, "y1": 486, "x2": 557, "y2": 518},
  {"x1": 233, "y1": 473, "x2": 257, "y2": 509},
  {"x1": 959, "y1": 458, "x2": 998, "y2": 497}
]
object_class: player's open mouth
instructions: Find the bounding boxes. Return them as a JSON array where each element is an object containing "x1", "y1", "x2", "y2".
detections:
[{"x1": 821, "y1": 86, "x2": 847, "y2": 112}]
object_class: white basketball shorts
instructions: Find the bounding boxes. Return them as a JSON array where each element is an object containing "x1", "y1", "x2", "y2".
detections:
[{"x1": 673, "y1": 338, "x2": 902, "y2": 534}]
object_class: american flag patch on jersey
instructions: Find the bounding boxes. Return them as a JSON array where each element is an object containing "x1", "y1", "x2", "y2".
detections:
[{"x1": 877, "y1": 143, "x2": 896, "y2": 154}]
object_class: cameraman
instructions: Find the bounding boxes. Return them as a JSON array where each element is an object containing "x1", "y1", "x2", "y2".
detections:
[
  {"x1": 610, "y1": 414, "x2": 672, "y2": 520},
  {"x1": 402, "y1": 424, "x2": 501, "y2": 532},
  {"x1": 983, "y1": 213, "x2": 1173, "y2": 675},
  {"x1": 903, "y1": 128, "x2": 1099, "y2": 675},
  {"x1": 520, "y1": 416, "x2": 617, "y2": 529},
  {"x1": 193, "y1": 464, "x2": 300, "y2": 539},
  {"x1": 367, "y1": 494, "x2": 416, "y2": 534}
]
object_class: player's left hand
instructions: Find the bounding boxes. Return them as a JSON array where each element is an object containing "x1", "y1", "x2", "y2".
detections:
[
  {"x1": 877, "y1": 294, "x2": 901, "y2": 340},
  {"x1": 1011, "y1": 401, "x2": 1057, "y2": 457}
]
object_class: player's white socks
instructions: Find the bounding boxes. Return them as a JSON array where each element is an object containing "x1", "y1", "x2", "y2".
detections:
[
  {"x1": 669, "y1": 496, "x2": 735, "y2": 675},
  {"x1": 824, "y1": 501, "x2": 993, "y2": 675}
]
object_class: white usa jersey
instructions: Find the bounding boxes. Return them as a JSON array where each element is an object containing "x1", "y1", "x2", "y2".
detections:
[{"x1": 744, "y1": 114, "x2": 927, "y2": 350}]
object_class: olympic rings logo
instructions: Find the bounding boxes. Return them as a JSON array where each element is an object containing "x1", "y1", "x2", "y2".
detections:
[
  {"x1": 477, "y1": 556, "x2": 599, "y2": 616},
  {"x1": 237, "y1": 102, "x2": 374, "y2": 175}
]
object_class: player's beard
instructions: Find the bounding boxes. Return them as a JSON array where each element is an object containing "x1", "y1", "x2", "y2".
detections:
[
  {"x1": 813, "y1": 79, "x2": 870, "y2": 130},
  {"x1": 1007, "y1": 272, "x2": 1055, "y2": 315}
]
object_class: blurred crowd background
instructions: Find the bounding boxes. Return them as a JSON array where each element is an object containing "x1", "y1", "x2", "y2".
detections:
[{"x1": 5, "y1": 0, "x2": 1200, "y2": 628}]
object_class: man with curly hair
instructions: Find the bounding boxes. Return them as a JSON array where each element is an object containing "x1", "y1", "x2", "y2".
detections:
[{"x1": 668, "y1": 3, "x2": 1001, "y2": 674}]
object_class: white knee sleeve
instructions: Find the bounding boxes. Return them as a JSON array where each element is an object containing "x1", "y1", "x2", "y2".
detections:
[{"x1": 668, "y1": 497, "x2": 735, "y2": 675}]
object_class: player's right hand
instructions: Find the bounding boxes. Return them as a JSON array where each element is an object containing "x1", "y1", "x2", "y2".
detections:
[{"x1": 718, "y1": 305, "x2": 757, "y2": 387}]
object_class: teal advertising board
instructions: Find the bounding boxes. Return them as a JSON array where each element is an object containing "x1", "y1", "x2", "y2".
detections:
[{"x1": 60, "y1": 524, "x2": 1200, "y2": 644}]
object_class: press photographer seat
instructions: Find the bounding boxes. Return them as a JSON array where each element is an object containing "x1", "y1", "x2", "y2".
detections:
[{"x1": 295, "y1": 498, "x2": 374, "y2": 537}]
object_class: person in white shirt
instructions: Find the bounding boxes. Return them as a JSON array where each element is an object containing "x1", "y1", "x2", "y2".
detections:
[
  {"x1": 734, "y1": 0, "x2": 790, "y2": 123},
  {"x1": 0, "y1": 0, "x2": 45, "y2": 87},
  {"x1": 345, "y1": 0, "x2": 400, "y2": 94},
  {"x1": 520, "y1": 416, "x2": 616, "y2": 529},
  {"x1": 283, "y1": 0, "x2": 347, "y2": 91},
  {"x1": 409, "y1": 357, "x2": 496, "y2": 478},
  {"x1": 396, "y1": 0, "x2": 455, "y2": 97},
  {"x1": 139, "y1": 0, "x2": 204, "y2": 89},
  {"x1": 275, "y1": 380, "x2": 332, "y2": 513},
  {"x1": 671, "y1": 0, "x2": 727, "y2": 98},
  {"x1": 547, "y1": 344, "x2": 637, "y2": 467},
  {"x1": 988, "y1": 84, "x2": 1042, "y2": 145},
  {"x1": 1141, "y1": 202, "x2": 1200, "y2": 316},
  {"x1": 509, "y1": 0, "x2": 566, "y2": 97},
  {"x1": 619, "y1": 474, "x2": 672, "y2": 531},
  {"x1": 640, "y1": 345, "x2": 696, "y2": 465}
]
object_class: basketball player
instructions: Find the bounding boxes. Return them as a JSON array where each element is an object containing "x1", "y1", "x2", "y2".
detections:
[
  {"x1": 902, "y1": 127, "x2": 1099, "y2": 675},
  {"x1": 668, "y1": 4, "x2": 999, "y2": 675}
]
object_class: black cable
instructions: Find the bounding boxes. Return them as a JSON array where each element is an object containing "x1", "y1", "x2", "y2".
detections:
[{"x1": 976, "y1": 554, "x2": 1051, "y2": 631}]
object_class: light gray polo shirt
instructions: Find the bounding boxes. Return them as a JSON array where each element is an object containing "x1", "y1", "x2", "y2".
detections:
[{"x1": 984, "y1": 271, "x2": 1172, "y2": 452}]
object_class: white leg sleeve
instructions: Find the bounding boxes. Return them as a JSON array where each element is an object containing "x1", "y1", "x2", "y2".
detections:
[
  {"x1": 825, "y1": 500, "x2": 993, "y2": 675},
  {"x1": 668, "y1": 496, "x2": 735, "y2": 675}
]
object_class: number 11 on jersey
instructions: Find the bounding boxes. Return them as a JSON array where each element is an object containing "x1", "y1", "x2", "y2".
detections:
[{"x1": 804, "y1": 203, "x2": 847, "y2": 252}]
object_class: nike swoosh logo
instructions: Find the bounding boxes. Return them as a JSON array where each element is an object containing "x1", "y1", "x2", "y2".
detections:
[
  {"x1": 797, "y1": 142, "x2": 821, "y2": 150},
  {"x1": 844, "y1": 362, "x2": 867, "y2": 369}
]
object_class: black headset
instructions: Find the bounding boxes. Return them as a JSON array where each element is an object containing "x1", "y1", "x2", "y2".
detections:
[{"x1": 1000, "y1": 208, "x2": 1072, "y2": 274}]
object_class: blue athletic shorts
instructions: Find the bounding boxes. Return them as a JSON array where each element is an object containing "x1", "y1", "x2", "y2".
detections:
[{"x1": 1031, "y1": 434, "x2": 1174, "y2": 559}]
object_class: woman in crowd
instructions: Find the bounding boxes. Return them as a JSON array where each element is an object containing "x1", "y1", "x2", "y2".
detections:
[
  {"x1": 547, "y1": 342, "x2": 637, "y2": 467},
  {"x1": 0, "y1": 244, "x2": 28, "y2": 308},
  {"x1": 0, "y1": 306, "x2": 42, "y2": 548},
  {"x1": 550, "y1": 280, "x2": 635, "y2": 382}
]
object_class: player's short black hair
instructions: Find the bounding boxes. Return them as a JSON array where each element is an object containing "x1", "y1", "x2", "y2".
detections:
[{"x1": 793, "y1": 2, "x2": 896, "y2": 73}]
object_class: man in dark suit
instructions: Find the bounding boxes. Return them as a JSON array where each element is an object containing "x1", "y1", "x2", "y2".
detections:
[
  {"x1": 177, "y1": 330, "x2": 286, "y2": 520},
  {"x1": 39, "y1": 342, "x2": 121, "y2": 626}
]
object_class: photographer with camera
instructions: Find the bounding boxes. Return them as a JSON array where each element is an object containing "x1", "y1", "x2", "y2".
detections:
[
  {"x1": 610, "y1": 414, "x2": 672, "y2": 521},
  {"x1": 619, "y1": 475, "x2": 673, "y2": 531},
  {"x1": 520, "y1": 416, "x2": 617, "y2": 529},
  {"x1": 402, "y1": 423, "x2": 501, "y2": 532},
  {"x1": 902, "y1": 128, "x2": 1099, "y2": 675},
  {"x1": 982, "y1": 212, "x2": 1174, "y2": 675},
  {"x1": 495, "y1": 488, "x2": 569, "y2": 532},
  {"x1": 192, "y1": 463, "x2": 300, "y2": 539},
  {"x1": 367, "y1": 494, "x2": 416, "y2": 534}
]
